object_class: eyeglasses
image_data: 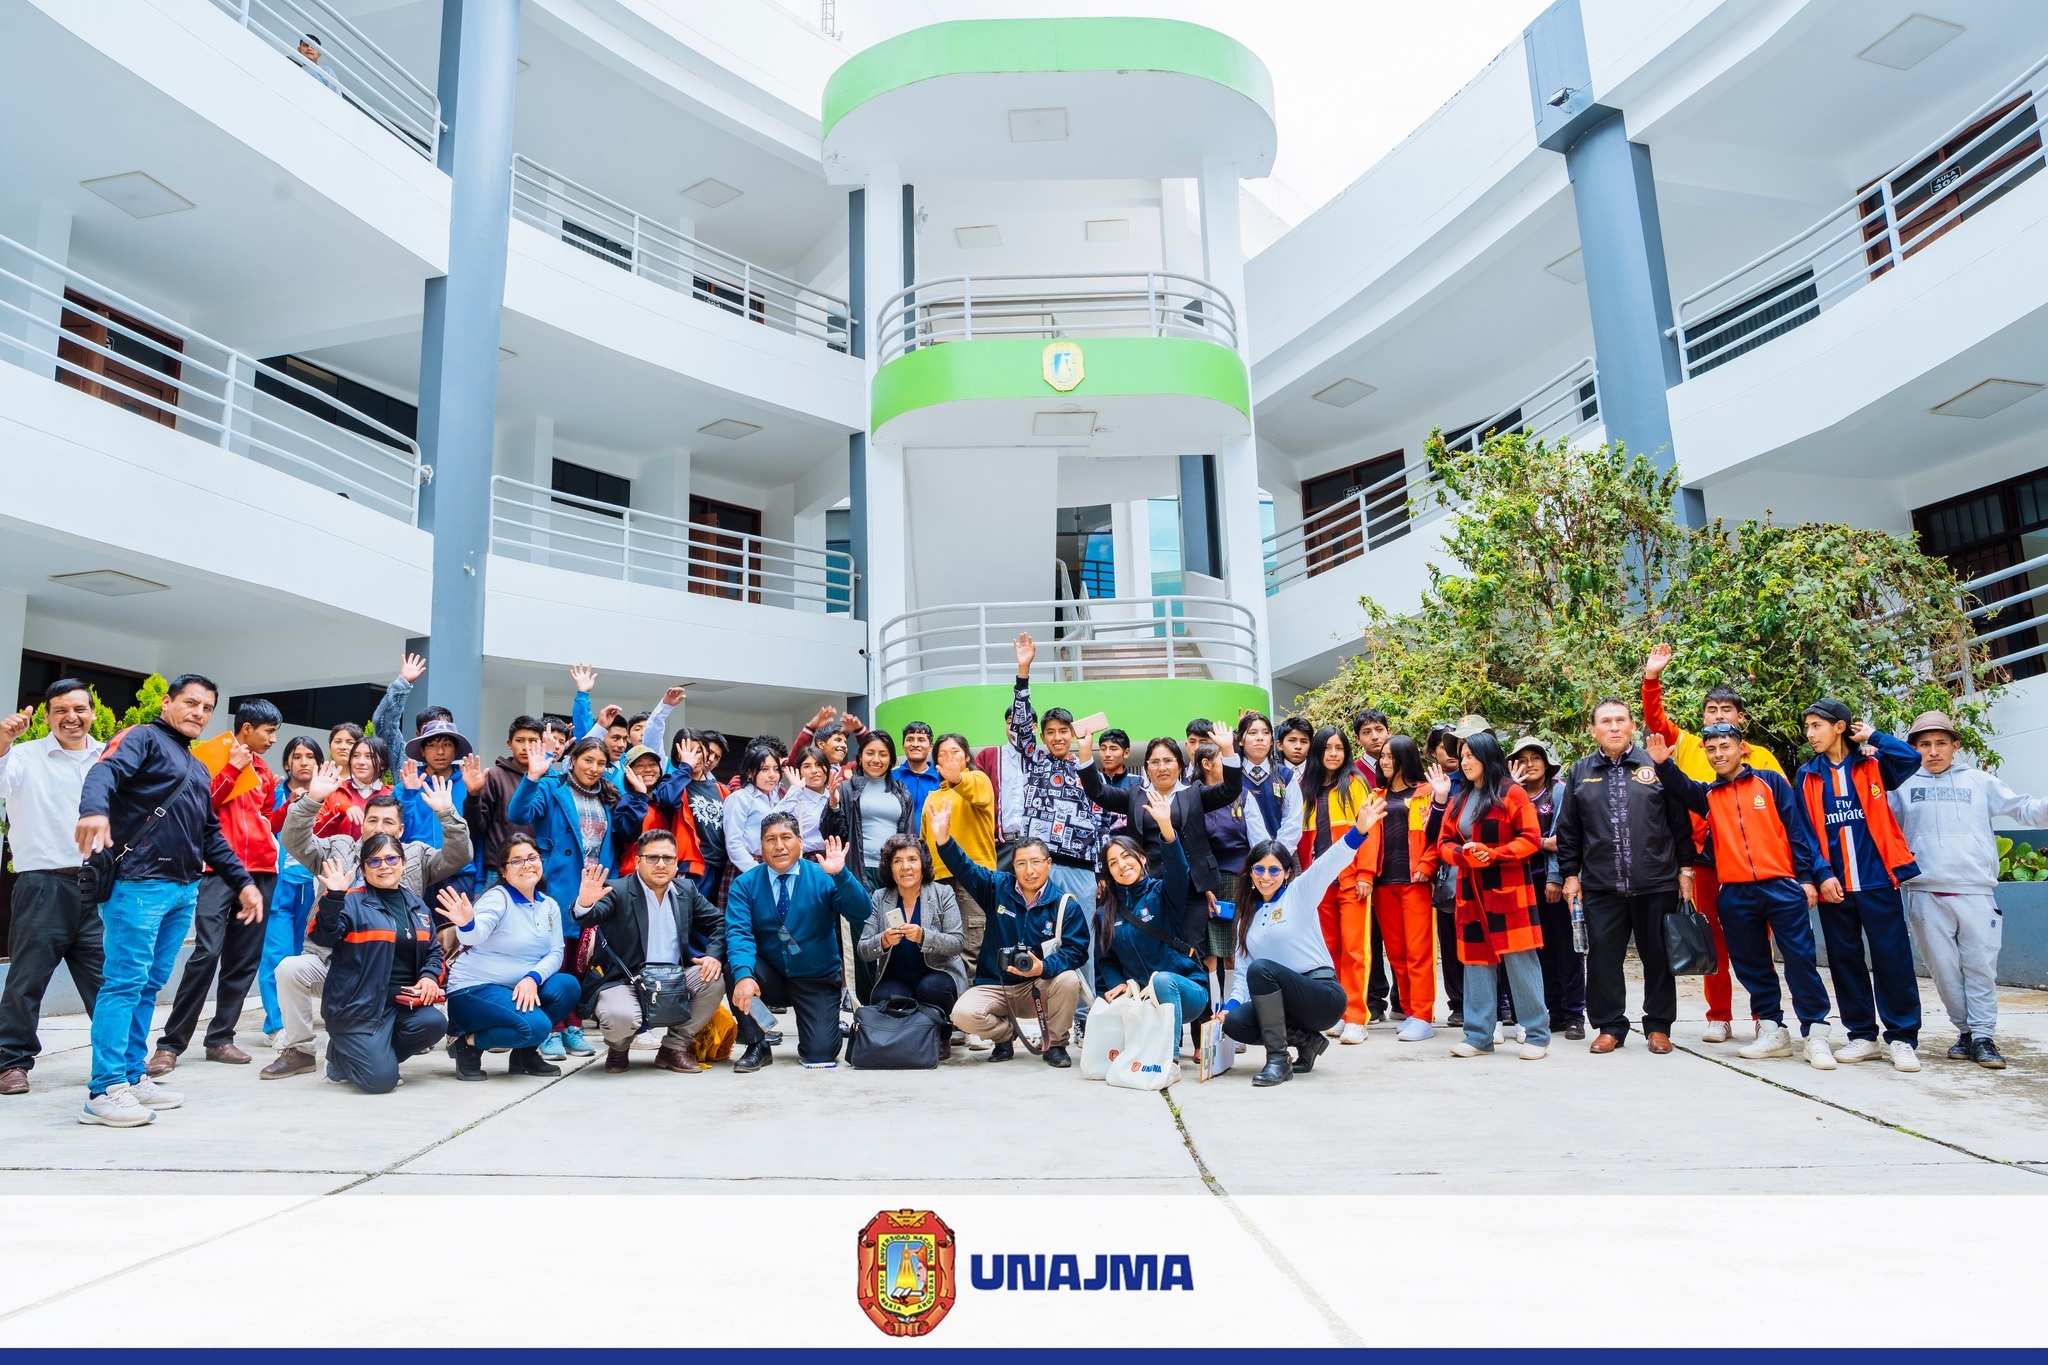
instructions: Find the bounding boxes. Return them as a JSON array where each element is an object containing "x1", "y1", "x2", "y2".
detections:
[
  {"x1": 1700, "y1": 722, "x2": 1744, "y2": 740},
  {"x1": 1248, "y1": 864, "x2": 1287, "y2": 879},
  {"x1": 505, "y1": 854, "x2": 542, "y2": 868},
  {"x1": 639, "y1": 854, "x2": 677, "y2": 865},
  {"x1": 364, "y1": 855, "x2": 403, "y2": 869}
]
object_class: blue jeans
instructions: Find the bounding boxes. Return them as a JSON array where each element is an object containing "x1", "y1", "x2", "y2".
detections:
[
  {"x1": 1460, "y1": 949, "x2": 1550, "y2": 1050},
  {"x1": 446, "y1": 974, "x2": 581, "y2": 1050},
  {"x1": 90, "y1": 878, "x2": 199, "y2": 1095},
  {"x1": 259, "y1": 873, "x2": 317, "y2": 1034},
  {"x1": 1142, "y1": 970, "x2": 1209, "y2": 1047}
]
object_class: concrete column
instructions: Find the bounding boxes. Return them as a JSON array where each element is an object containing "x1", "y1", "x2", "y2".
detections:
[
  {"x1": 861, "y1": 165, "x2": 911, "y2": 701},
  {"x1": 1197, "y1": 155, "x2": 1273, "y2": 690},
  {"x1": 0, "y1": 203, "x2": 71, "y2": 381},
  {"x1": 415, "y1": 0, "x2": 521, "y2": 732},
  {"x1": 0, "y1": 589, "x2": 25, "y2": 711}
]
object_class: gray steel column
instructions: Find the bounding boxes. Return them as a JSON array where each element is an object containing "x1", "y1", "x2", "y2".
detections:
[{"x1": 416, "y1": 0, "x2": 521, "y2": 726}]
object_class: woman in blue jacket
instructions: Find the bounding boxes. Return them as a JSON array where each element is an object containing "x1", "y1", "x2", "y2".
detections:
[
  {"x1": 507, "y1": 735, "x2": 618, "y2": 1060},
  {"x1": 1099, "y1": 787, "x2": 1209, "y2": 1050}
]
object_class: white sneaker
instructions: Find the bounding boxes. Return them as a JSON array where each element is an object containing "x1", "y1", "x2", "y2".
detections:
[
  {"x1": 1518, "y1": 1043, "x2": 1548, "y2": 1060},
  {"x1": 1323, "y1": 1024, "x2": 1344, "y2": 1038},
  {"x1": 1514, "y1": 1025, "x2": 1527, "y2": 1043},
  {"x1": 1889, "y1": 1041, "x2": 1921, "y2": 1073},
  {"x1": 1701, "y1": 1020, "x2": 1732, "y2": 1044},
  {"x1": 1339, "y1": 1022, "x2": 1368, "y2": 1045},
  {"x1": 1492, "y1": 1022, "x2": 1505, "y2": 1045},
  {"x1": 79, "y1": 1083, "x2": 154, "y2": 1127},
  {"x1": 1395, "y1": 1016, "x2": 1436, "y2": 1042},
  {"x1": 1449, "y1": 1041, "x2": 1487, "y2": 1057},
  {"x1": 1738, "y1": 1023, "x2": 1793, "y2": 1059},
  {"x1": 129, "y1": 1076, "x2": 184, "y2": 1110},
  {"x1": 1834, "y1": 1038, "x2": 1882, "y2": 1064},
  {"x1": 1804, "y1": 1029, "x2": 1838, "y2": 1070}
]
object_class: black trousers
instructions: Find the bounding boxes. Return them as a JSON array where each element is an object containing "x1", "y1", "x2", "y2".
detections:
[
  {"x1": 1537, "y1": 892, "x2": 1587, "y2": 1026},
  {"x1": 1366, "y1": 914, "x2": 1394, "y2": 1014},
  {"x1": 159, "y1": 871, "x2": 274, "y2": 1054},
  {"x1": 1221, "y1": 961, "x2": 1347, "y2": 1044},
  {"x1": 0, "y1": 870, "x2": 105, "y2": 1073},
  {"x1": 326, "y1": 1004, "x2": 447, "y2": 1094},
  {"x1": 872, "y1": 970, "x2": 959, "y2": 1014},
  {"x1": 732, "y1": 956, "x2": 843, "y2": 1064},
  {"x1": 1437, "y1": 905, "x2": 1463, "y2": 1011},
  {"x1": 1584, "y1": 888, "x2": 1677, "y2": 1039}
]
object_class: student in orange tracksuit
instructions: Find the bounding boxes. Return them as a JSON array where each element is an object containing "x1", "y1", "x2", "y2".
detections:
[
  {"x1": 1640, "y1": 642, "x2": 1786, "y2": 1044},
  {"x1": 1364, "y1": 736, "x2": 1440, "y2": 1041},
  {"x1": 1295, "y1": 725, "x2": 1374, "y2": 1044},
  {"x1": 1646, "y1": 725, "x2": 1837, "y2": 1069}
]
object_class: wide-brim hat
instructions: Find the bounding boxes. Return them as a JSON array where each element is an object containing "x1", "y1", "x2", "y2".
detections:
[
  {"x1": 1905, "y1": 710, "x2": 1958, "y2": 743},
  {"x1": 1507, "y1": 735, "x2": 1561, "y2": 770},
  {"x1": 404, "y1": 716, "x2": 473, "y2": 763},
  {"x1": 1451, "y1": 714, "x2": 1492, "y2": 739},
  {"x1": 621, "y1": 744, "x2": 663, "y2": 770}
]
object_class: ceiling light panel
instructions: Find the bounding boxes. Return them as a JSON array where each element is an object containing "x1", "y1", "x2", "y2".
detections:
[
  {"x1": 80, "y1": 172, "x2": 194, "y2": 219},
  {"x1": 1930, "y1": 379, "x2": 2043, "y2": 418},
  {"x1": 50, "y1": 569, "x2": 169, "y2": 596},
  {"x1": 1544, "y1": 249, "x2": 1586, "y2": 284},
  {"x1": 1311, "y1": 378, "x2": 1377, "y2": 408},
  {"x1": 697, "y1": 418, "x2": 762, "y2": 439},
  {"x1": 682, "y1": 177, "x2": 743, "y2": 208},
  {"x1": 955, "y1": 225, "x2": 1002, "y2": 248},
  {"x1": 1085, "y1": 219, "x2": 1130, "y2": 243},
  {"x1": 1857, "y1": 14, "x2": 1964, "y2": 70},
  {"x1": 1032, "y1": 411, "x2": 1097, "y2": 437}
]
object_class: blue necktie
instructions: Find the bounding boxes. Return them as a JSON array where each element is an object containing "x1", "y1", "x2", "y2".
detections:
[{"x1": 774, "y1": 872, "x2": 793, "y2": 945}]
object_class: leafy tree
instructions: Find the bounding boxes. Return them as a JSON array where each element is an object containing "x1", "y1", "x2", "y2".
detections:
[{"x1": 1296, "y1": 432, "x2": 1998, "y2": 771}]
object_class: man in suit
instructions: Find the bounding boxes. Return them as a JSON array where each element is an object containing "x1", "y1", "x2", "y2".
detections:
[
  {"x1": 573, "y1": 829, "x2": 726, "y2": 1074},
  {"x1": 726, "y1": 813, "x2": 869, "y2": 1071}
]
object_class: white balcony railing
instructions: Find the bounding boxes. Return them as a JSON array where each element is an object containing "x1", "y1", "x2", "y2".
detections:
[
  {"x1": 876, "y1": 272, "x2": 1237, "y2": 366},
  {"x1": 1672, "y1": 49, "x2": 2047, "y2": 380},
  {"x1": 211, "y1": 0, "x2": 440, "y2": 160},
  {"x1": 0, "y1": 234, "x2": 424, "y2": 521},
  {"x1": 877, "y1": 595, "x2": 1258, "y2": 699},
  {"x1": 511, "y1": 156, "x2": 852, "y2": 350},
  {"x1": 1262, "y1": 359, "x2": 1600, "y2": 596},
  {"x1": 490, "y1": 476, "x2": 854, "y2": 613},
  {"x1": 1951, "y1": 549, "x2": 2048, "y2": 687}
]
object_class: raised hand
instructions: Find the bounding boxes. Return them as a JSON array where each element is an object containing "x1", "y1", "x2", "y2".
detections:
[
  {"x1": 0, "y1": 706, "x2": 33, "y2": 744},
  {"x1": 1014, "y1": 633, "x2": 1036, "y2": 674},
  {"x1": 459, "y1": 752, "x2": 483, "y2": 790},
  {"x1": 1644, "y1": 642, "x2": 1672, "y2": 681},
  {"x1": 677, "y1": 736, "x2": 706, "y2": 773},
  {"x1": 1847, "y1": 720, "x2": 1875, "y2": 745},
  {"x1": 1644, "y1": 731, "x2": 1671, "y2": 764},
  {"x1": 436, "y1": 886, "x2": 476, "y2": 926},
  {"x1": 577, "y1": 862, "x2": 610, "y2": 907},
  {"x1": 309, "y1": 761, "x2": 344, "y2": 803},
  {"x1": 819, "y1": 836, "x2": 849, "y2": 876},
  {"x1": 1425, "y1": 762, "x2": 1451, "y2": 802},
  {"x1": 422, "y1": 774, "x2": 456, "y2": 813},
  {"x1": 318, "y1": 857, "x2": 351, "y2": 894},
  {"x1": 570, "y1": 663, "x2": 597, "y2": 693},
  {"x1": 597, "y1": 704, "x2": 622, "y2": 731},
  {"x1": 624, "y1": 762, "x2": 649, "y2": 795},
  {"x1": 928, "y1": 799, "x2": 952, "y2": 847},
  {"x1": 399, "y1": 653, "x2": 428, "y2": 685},
  {"x1": 526, "y1": 744, "x2": 551, "y2": 781},
  {"x1": 662, "y1": 685, "x2": 687, "y2": 708},
  {"x1": 1213, "y1": 723, "x2": 1235, "y2": 760},
  {"x1": 1351, "y1": 789, "x2": 1386, "y2": 836},
  {"x1": 400, "y1": 757, "x2": 424, "y2": 790},
  {"x1": 807, "y1": 704, "x2": 837, "y2": 730},
  {"x1": 1144, "y1": 786, "x2": 1176, "y2": 841}
]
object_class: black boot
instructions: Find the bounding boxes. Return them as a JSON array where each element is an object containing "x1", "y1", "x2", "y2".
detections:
[
  {"x1": 507, "y1": 1047, "x2": 561, "y2": 1077},
  {"x1": 733, "y1": 1041, "x2": 773, "y2": 1074},
  {"x1": 1251, "y1": 992, "x2": 1292, "y2": 1087},
  {"x1": 989, "y1": 1039, "x2": 1015, "y2": 1062},
  {"x1": 448, "y1": 1035, "x2": 486, "y2": 1082},
  {"x1": 1288, "y1": 1027, "x2": 1329, "y2": 1073}
]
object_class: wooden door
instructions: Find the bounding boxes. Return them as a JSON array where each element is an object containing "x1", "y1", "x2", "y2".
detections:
[
  {"x1": 1865, "y1": 94, "x2": 2044, "y2": 275},
  {"x1": 688, "y1": 495, "x2": 763, "y2": 602},
  {"x1": 57, "y1": 290, "x2": 183, "y2": 426},
  {"x1": 1301, "y1": 451, "x2": 1405, "y2": 577}
]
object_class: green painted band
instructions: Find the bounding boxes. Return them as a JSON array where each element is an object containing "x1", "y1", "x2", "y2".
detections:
[
  {"x1": 875, "y1": 678, "x2": 1272, "y2": 753},
  {"x1": 870, "y1": 336, "x2": 1249, "y2": 435},
  {"x1": 823, "y1": 18, "x2": 1275, "y2": 138}
]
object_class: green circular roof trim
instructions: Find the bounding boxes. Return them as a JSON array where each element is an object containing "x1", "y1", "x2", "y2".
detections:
[
  {"x1": 823, "y1": 18, "x2": 1275, "y2": 139},
  {"x1": 871, "y1": 336, "x2": 1249, "y2": 435},
  {"x1": 878, "y1": 679, "x2": 1270, "y2": 752}
]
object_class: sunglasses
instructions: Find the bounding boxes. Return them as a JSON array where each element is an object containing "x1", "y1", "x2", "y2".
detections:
[
  {"x1": 1700, "y1": 723, "x2": 1744, "y2": 741},
  {"x1": 364, "y1": 855, "x2": 403, "y2": 870},
  {"x1": 1249, "y1": 864, "x2": 1288, "y2": 879},
  {"x1": 639, "y1": 853, "x2": 678, "y2": 865}
]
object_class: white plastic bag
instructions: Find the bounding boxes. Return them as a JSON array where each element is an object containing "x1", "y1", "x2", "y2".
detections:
[
  {"x1": 1105, "y1": 978, "x2": 1179, "y2": 1091},
  {"x1": 1198, "y1": 971, "x2": 1239, "y2": 1081},
  {"x1": 1080, "y1": 988, "x2": 1142, "y2": 1080}
]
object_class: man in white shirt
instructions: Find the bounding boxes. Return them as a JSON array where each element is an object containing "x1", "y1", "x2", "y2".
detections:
[{"x1": 0, "y1": 680, "x2": 107, "y2": 1095}]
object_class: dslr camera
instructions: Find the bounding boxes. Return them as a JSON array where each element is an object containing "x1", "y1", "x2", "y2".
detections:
[{"x1": 996, "y1": 944, "x2": 1037, "y2": 976}]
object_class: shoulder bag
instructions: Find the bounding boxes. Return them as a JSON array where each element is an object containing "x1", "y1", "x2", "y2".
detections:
[
  {"x1": 846, "y1": 996, "x2": 948, "y2": 1069},
  {"x1": 1662, "y1": 896, "x2": 1719, "y2": 976},
  {"x1": 78, "y1": 755, "x2": 200, "y2": 906}
]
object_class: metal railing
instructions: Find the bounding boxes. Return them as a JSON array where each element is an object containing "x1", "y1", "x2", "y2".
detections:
[
  {"x1": 876, "y1": 272, "x2": 1237, "y2": 366},
  {"x1": 1672, "y1": 50, "x2": 2047, "y2": 379},
  {"x1": 490, "y1": 476, "x2": 855, "y2": 612},
  {"x1": 1951, "y1": 549, "x2": 2048, "y2": 686},
  {"x1": 211, "y1": 0, "x2": 441, "y2": 160},
  {"x1": 1262, "y1": 359, "x2": 1599, "y2": 596},
  {"x1": 877, "y1": 595, "x2": 1258, "y2": 698},
  {"x1": 0, "y1": 233, "x2": 424, "y2": 521},
  {"x1": 511, "y1": 156, "x2": 852, "y2": 350}
]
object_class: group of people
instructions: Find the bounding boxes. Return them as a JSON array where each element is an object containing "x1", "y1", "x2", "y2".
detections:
[{"x1": 0, "y1": 634, "x2": 2035, "y2": 1125}]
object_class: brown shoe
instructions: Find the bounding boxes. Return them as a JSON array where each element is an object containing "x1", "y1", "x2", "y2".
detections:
[
  {"x1": 1589, "y1": 1033, "x2": 1621, "y2": 1054},
  {"x1": 654, "y1": 1046, "x2": 703, "y2": 1074},
  {"x1": 604, "y1": 1045, "x2": 631, "y2": 1074},
  {"x1": 146, "y1": 1048, "x2": 178, "y2": 1076},
  {"x1": 0, "y1": 1068, "x2": 28, "y2": 1095},
  {"x1": 205, "y1": 1042, "x2": 252, "y2": 1065},
  {"x1": 1646, "y1": 1032, "x2": 1674, "y2": 1054},
  {"x1": 260, "y1": 1048, "x2": 316, "y2": 1080}
]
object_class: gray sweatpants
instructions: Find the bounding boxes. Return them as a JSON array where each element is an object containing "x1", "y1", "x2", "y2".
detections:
[{"x1": 1903, "y1": 890, "x2": 2001, "y2": 1038}]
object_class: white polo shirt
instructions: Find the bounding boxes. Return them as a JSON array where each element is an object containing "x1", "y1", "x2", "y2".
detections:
[{"x1": 0, "y1": 734, "x2": 107, "y2": 871}]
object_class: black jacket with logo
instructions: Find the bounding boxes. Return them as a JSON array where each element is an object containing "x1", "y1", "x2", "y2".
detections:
[
  {"x1": 1553, "y1": 746, "x2": 1694, "y2": 895},
  {"x1": 77, "y1": 719, "x2": 252, "y2": 890},
  {"x1": 309, "y1": 886, "x2": 444, "y2": 1030}
]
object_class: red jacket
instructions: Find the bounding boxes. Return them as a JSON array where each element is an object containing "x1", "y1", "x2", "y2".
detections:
[{"x1": 212, "y1": 756, "x2": 279, "y2": 874}]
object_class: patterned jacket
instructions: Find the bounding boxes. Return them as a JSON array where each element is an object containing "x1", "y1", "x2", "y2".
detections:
[
  {"x1": 1008, "y1": 678, "x2": 1103, "y2": 866},
  {"x1": 1438, "y1": 782, "x2": 1545, "y2": 966}
]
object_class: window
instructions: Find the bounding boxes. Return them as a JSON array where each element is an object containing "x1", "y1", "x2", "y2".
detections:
[
  {"x1": 227, "y1": 684, "x2": 389, "y2": 732},
  {"x1": 1683, "y1": 270, "x2": 1819, "y2": 377},
  {"x1": 562, "y1": 220, "x2": 632, "y2": 270},
  {"x1": 551, "y1": 459, "x2": 630, "y2": 519},
  {"x1": 1914, "y1": 465, "x2": 2048, "y2": 679},
  {"x1": 826, "y1": 507, "x2": 852, "y2": 614},
  {"x1": 256, "y1": 355, "x2": 417, "y2": 451},
  {"x1": 1302, "y1": 451, "x2": 1408, "y2": 576},
  {"x1": 1055, "y1": 504, "x2": 1115, "y2": 600},
  {"x1": 688, "y1": 495, "x2": 763, "y2": 602}
]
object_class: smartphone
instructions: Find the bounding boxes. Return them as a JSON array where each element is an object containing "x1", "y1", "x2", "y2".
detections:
[{"x1": 1072, "y1": 711, "x2": 1109, "y2": 737}]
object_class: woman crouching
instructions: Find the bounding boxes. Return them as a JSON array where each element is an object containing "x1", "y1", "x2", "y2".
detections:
[{"x1": 308, "y1": 834, "x2": 445, "y2": 1093}]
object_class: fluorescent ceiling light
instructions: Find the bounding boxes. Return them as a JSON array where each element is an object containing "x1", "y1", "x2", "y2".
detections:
[
  {"x1": 1311, "y1": 378, "x2": 1376, "y2": 408},
  {"x1": 1032, "y1": 411, "x2": 1096, "y2": 438},
  {"x1": 1008, "y1": 108, "x2": 1068, "y2": 142},
  {"x1": 955, "y1": 224, "x2": 1002, "y2": 248},
  {"x1": 682, "y1": 178, "x2": 743, "y2": 208},
  {"x1": 50, "y1": 569, "x2": 168, "y2": 597},
  {"x1": 1858, "y1": 14, "x2": 1963, "y2": 70},
  {"x1": 498, "y1": 347, "x2": 516, "y2": 360},
  {"x1": 1544, "y1": 249, "x2": 1586, "y2": 284},
  {"x1": 1085, "y1": 219, "x2": 1130, "y2": 243},
  {"x1": 697, "y1": 418, "x2": 762, "y2": 440},
  {"x1": 1930, "y1": 379, "x2": 2043, "y2": 418},
  {"x1": 80, "y1": 172, "x2": 194, "y2": 219}
]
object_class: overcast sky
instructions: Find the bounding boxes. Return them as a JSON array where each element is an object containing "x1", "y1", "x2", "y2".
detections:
[{"x1": 833, "y1": 0, "x2": 1553, "y2": 226}]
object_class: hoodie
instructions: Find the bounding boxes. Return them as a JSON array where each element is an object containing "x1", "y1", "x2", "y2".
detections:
[{"x1": 1891, "y1": 765, "x2": 2048, "y2": 894}]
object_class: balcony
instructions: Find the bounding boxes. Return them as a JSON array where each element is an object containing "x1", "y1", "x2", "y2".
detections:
[
  {"x1": 1262, "y1": 358, "x2": 1599, "y2": 597},
  {"x1": 0, "y1": 233, "x2": 425, "y2": 522},
  {"x1": 208, "y1": 0, "x2": 440, "y2": 161},
  {"x1": 511, "y1": 156, "x2": 849, "y2": 352},
  {"x1": 1672, "y1": 49, "x2": 2046, "y2": 380},
  {"x1": 489, "y1": 476, "x2": 852, "y2": 614}
]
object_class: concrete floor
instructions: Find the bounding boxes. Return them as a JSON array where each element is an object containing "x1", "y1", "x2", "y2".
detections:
[{"x1": 2, "y1": 969, "x2": 2044, "y2": 1345}]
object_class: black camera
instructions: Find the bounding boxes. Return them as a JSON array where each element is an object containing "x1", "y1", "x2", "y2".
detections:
[{"x1": 996, "y1": 945, "x2": 1037, "y2": 975}]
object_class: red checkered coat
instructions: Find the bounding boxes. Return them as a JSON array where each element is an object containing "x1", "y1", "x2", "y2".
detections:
[{"x1": 1437, "y1": 782, "x2": 1545, "y2": 966}]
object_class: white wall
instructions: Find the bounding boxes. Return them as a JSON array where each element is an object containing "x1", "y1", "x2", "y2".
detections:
[{"x1": 905, "y1": 448, "x2": 1060, "y2": 609}]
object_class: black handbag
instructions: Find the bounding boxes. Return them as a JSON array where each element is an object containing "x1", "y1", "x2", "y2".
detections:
[
  {"x1": 1662, "y1": 898, "x2": 1719, "y2": 976},
  {"x1": 846, "y1": 996, "x2": 948, "y2": 1070},
  {"x1": 632, "y1": 962, "x2": 696, "y2": 1029},
  {"x1": 78, "y1": 762, "x2": 199, "y2": 906}
]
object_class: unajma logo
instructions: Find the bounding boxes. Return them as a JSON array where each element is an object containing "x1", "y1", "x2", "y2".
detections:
[{"x1": 856, "y1": 1209, "x2": 957, "y2": 1337}]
